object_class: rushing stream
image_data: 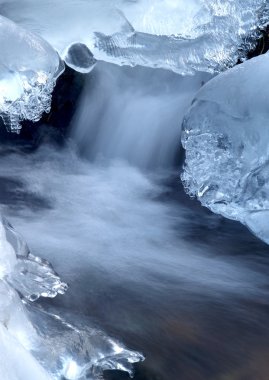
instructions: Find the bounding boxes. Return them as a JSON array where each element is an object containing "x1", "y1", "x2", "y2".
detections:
[
  {"x1": 2, "y1": 144, "x2": 269, "y2": 380},
  {"x1": 1, "y1": 62, "x2": 269, "y2": 379},
  {"x1": 1, "y1": 1, "x2": 269, "y2": 379}
]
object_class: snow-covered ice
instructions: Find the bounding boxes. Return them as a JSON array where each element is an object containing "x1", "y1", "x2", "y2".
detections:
[{"x1": 182, "y1": 53, "x2": 269, "y2": 244}]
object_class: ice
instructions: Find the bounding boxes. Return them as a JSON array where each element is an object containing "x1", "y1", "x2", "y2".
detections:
[
  {"x1": 0, "y1": 218, "x2": 52, "y2": 380},
  {"x1": 63, "y1": 43, "x2": 97, "y2": 74},
  {"x1": 0, "y1": 215, "x2": 143, "y2": 379},
  {"x1": 1, "y1": 0, "x2": 268, "y2": 74},
  {"x1": 92, "y1": 0, "x2": 268, "y2": 74},
  {"x1": 0, "y1": 321, "x2": 51, "y2": 380},
  {"x1": 0, "y1": 219, "x2": 16, "y2": 278},
  {"x1": 181, "y1": 53, "x2": 269, "y2": 244},
  {"x1": 0, "y1": 15, "x2": 63, "y2": 132},
  {"x1": 27, "y1": 304, "x2": 144, "y2": 380},
  {"x1": 3, "y1": 218, "x2": 68, "y2": 301}
]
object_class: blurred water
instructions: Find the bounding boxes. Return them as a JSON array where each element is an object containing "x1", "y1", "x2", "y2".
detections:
[
  {"x1": 1, "y1": 146, "x2": 269, "y2": 380},
  {"x1": 71, "y1": 63, "x2": 210, "y2": 169},
  {"x1": 1, "y1": 63, "x2": 269, "y2": 380}
]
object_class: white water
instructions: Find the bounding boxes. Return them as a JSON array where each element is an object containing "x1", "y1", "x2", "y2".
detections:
[
  {"x1": 71, "y1": 63, "x2": 211, "y2": 169},
  {"x1": 1, "y1": 64, "x2": 269, "y2": 380},
  {"x1": 1, "y1": 146, "x2": 267, "y2": 298}
]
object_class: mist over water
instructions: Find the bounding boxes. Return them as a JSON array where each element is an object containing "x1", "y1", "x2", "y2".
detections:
[{"x1": 1, "y1": 63, "x2": 269, "y2": 379}]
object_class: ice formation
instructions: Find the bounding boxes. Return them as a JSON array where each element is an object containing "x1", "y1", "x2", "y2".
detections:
[
  {"x1": 0, "y1": 15, "x2": 63, "y2": 132},
  {"x1": 0, "y1": 217, "x2": 55, "y2": 380},
  {"x1": 28, "y1": 304, "x2": 144, "y2": 380},
  {"x1": 182, "y1": 53, "x2": 269, "y2": 244},
  {"x1": 4, "y1": 219, "x2": 68, "y2": 301},
  {"x1": 0, "y1": 0, "x2": 268, "y2": 74},
  {"x1": 0, "y1": 216, "x2": 143, "y2": 379},
  {"x1": 63, "y1": 43, "x2": 97, "y2": 74},
  {"x1": 1, "y1": 217, "x2": 67, "y2": 302}
]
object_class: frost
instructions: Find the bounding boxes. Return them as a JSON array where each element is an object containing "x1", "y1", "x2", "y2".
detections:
[
  {"x1": 181, "y1": 53, "x2": 269, "y2": 244},
  {"x1": 0, "y1": 0, "x2": 269, "y2": 74},
  {"x1": 0, "y1": 15, "x2": 63, "y2": 132}
]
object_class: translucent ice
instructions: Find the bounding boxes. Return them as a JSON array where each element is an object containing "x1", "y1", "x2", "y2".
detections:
[
  {"x1": 92, "y1": 0, "x2": 269, "y2": 74},
  {"x1": 1, "y1": 0, "x2": 269, "y2": 74},
  {"x1": 27, "y1": 304, "x2": 144, "y2": 380},
  {"x1": 182, "y1": 53, "x2": 269, "y2": 244},
  {"x1": 3, "y1": 218, "x2": 68, "y2": 301},
  {"x1": 0, "y1": 15, "x2": 63, "y2": 132},
  {"x1": 0, "y1": 216, "x2": 143, "y2": 379},
  {"x1": 0, "y1": 218, "x2": 53, "y2": 380},
  {"x1": 63, "y1": 43, "x2": 97, "y2": 74},
  {"x1": 0, "y1": 219, "x2": 16, "y2": 278},
  {"x1": 0, "y1": 320, "x2": 51, "y2": 380}
]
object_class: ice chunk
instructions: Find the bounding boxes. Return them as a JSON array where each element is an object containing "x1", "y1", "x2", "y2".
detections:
[
  {"x1": 63, "y1": 43, "x2": 97, "y2": 74},
  {"x1": 0, "y1": 281, "x2": 53, "y2": 380},
  {"x1": 27, "y1": 304, "x2": 144, "y2": 380},
  {"x1": 0, "y1": 219, "x2": 53, "y2": 379},
  {"x1": 92, "y1": 0, "x2": 269, "y2": 74},
  {"x1": 3, "y1": 218, "x2": 68, "y2": 301},
  {"x1": 1, "y1": 0, "x2": 268, "y2": 74},
  {"x1": 0, "y1": 15, "x2": 63, "y2": 132},
  {"x1": 0, "y1": 323, "x2": 51, "y2": 380},
  {"x1": 0, "y1": 218, "x2": 16, "y2": 278},
  {"x1": 0, "y1": 217, "x2": 143, "y2": 379},
  {"x1": 7, "y1": 254, "x2": 68, "y2": 301},
  {"x1": 181, "y1": 53, "x2": 269, "y2": 244}
]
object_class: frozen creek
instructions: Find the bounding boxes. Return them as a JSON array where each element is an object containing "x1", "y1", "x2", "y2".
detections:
[{"x1": 1, "y1": 1, "x2": 269, "y2": 380}]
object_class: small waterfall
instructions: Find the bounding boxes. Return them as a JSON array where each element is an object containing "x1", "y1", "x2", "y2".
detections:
[{"x1": 71, "y1": 62, "x2": 210, "y2": 169}]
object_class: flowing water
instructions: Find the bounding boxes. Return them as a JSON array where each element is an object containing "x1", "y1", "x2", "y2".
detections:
[{"x1": 1, "y1": 63, "x2": 269, "y2": 380}]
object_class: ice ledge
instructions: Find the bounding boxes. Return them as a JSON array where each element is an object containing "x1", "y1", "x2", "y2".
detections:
[{"x1": 1, "y1": 0, "x2": 269, "y2": 75}]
